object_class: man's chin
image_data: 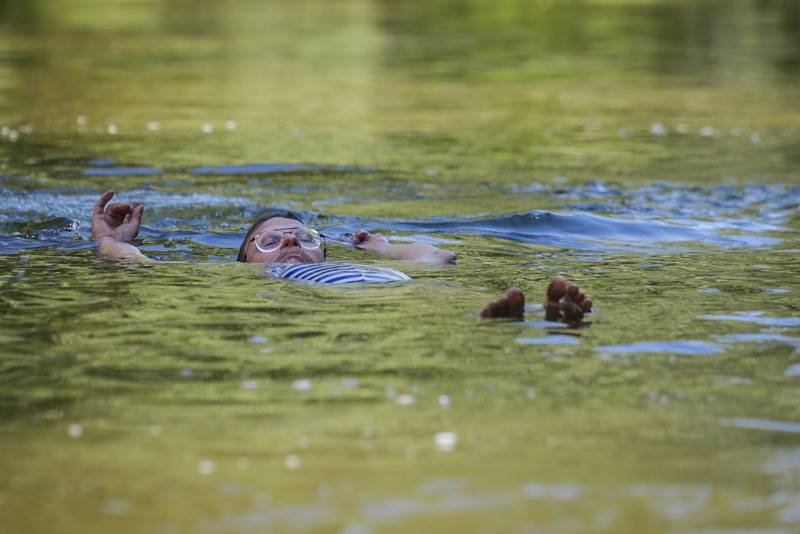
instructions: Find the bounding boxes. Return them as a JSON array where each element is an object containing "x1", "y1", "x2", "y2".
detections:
[{"x1": 276, "y1": 252, "x2": 314, "y2": 264}]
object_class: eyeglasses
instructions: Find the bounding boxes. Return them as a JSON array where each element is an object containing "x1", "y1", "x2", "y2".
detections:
[{"x1": 249, "y1": 227, "x2": 322, "y2": 254}]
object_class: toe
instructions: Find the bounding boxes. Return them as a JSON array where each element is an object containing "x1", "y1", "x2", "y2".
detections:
[
  {"x1": 562, "y1": 301, "x2": 584, "y2": 324},
  {"x1": 565, "y1": 283, "x2": 581, "y2": 302},
  {"x1": 547, "y1": 276, "x2": 567, "y2": 301}
]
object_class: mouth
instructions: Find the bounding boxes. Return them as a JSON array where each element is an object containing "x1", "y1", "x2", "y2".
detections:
[{"x1": 276, "y1": 249, "x2": 312, "y2": 264}]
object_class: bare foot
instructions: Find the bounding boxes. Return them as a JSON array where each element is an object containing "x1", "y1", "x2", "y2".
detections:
[
  {"x1": 544, "y1": 275, "x2": 592, "y2": 326},
  {"x1": 480, "y1": 287, "x2": 525, "y2": 319}
]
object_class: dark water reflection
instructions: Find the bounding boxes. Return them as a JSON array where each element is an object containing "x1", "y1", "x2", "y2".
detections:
[{"x1": 0, "y1": 1, "x2": 799, "y2": 533}]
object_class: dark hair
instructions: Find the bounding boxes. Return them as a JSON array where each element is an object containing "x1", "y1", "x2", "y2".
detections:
[{"x1": 236, "y1": 209, "x2": 306, "y2": 262}]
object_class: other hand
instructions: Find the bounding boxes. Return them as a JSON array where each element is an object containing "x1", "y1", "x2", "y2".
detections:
[
  {"x1": 352, "y1": 230, "x2": 389, "y2": 252},
  {"x1": 91, "y1": 190, "x2": 144, "y2": 242}
]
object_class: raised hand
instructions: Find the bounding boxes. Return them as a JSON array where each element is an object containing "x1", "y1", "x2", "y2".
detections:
[{"x1": 91, "y1": 190, "x2": 144, "y2": 242}]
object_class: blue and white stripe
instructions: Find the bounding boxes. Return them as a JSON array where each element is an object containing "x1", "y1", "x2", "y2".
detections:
[{"x1": 269, "y1": 261, "x2": 411, "y2": 285}]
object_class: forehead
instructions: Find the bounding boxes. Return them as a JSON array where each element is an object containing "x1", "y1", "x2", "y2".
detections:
[{"x1": 255, "y1": 217, "x2": 306, "y2": 234}]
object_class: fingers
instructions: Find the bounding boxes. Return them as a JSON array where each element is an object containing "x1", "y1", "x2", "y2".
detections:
[
  {"x1": 129, "y1": 203, "x2": 144, "y2": 227},
  {"x1": 107, "y1": 203, "x2": 133, "y2": 221},
  {"x1": 353, "y1": 229, "x2": 371, "y2": 248},
  {"x1": 94, "y1": 190, "x2": 114, "y2": 215}
]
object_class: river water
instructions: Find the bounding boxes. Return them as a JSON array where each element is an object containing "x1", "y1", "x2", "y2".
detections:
[{"x1": 1, "y1": 0, "x2": 799, "y2": 532}]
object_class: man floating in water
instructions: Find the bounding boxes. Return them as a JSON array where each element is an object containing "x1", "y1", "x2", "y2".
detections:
[{"x1": 91, "y1": 190, "x2": 592, "y2": 323}]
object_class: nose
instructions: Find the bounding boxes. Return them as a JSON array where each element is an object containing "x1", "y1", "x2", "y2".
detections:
[{"x1": 280, "y1": 232, "x2": 300, "y2": 248}]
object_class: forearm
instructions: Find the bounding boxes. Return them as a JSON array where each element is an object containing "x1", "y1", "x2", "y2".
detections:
[
  {"x1": 95, "y1": 236, "x2": 152, "y2": 263},
  {"x1": 377, "y1": 242, "x2": 457, "y2": 264}
]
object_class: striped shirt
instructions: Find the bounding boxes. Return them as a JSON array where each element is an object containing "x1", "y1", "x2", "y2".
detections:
[{"x1": 268, "y1": 261, "x2": 411, "y2": 285}]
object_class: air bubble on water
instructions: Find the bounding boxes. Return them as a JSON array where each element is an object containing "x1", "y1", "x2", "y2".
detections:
[
  {"x1": 197, "y1": 460, "x2": 215, "y2": 475},
  {"x1": 318, "y1": 483, "x2": 332, "y2": 499},
  {"x1": 649, "y1": 123, "x2": 668, "y2": 136},
  {"x1": 730, "y1": 127, "x2": 744, "y2": 137},
  {"x1": 584, "y1": 121, "x2": 601, "y2": 133},
  {"x1": 68, "y1": 423, "x2": 83, "y2": 438},
  {"x1": 361, "y1": 426, "x2": 375, "y2": 439},
  {"x1": 438, "y1": 394, "x2": 451, "y2": 407},
  {"x1": 76, "y1": 115, "x2": 87, "y2": 126},
  {"x1": 340, "y1": 522, "x2": 373, "y2": 534},
  {"x1": 298, "y1": 436, "x2": 310, "y2": 448},
  {"x1": 675, "y1": 123, "x2": 689, "y2": 134},
  {"x1": 241, "y1": 380, "x2": 258, "y2": 390},
  {"x1": 8, "y1": 131, "x2": 18, "y2": 142},
  {"x1": 202, "y1": 123, "x2": 213, "y2": 134},
  {"x1": 249, "y1": 336, "x2": 268, "y2": 344},
  {"x1": 700, "y1": 126, "x2": 717, "y2": 137},
  {"x1": 342, "y1": 378, "x2": 359, "y2": 389},
  {"x1": 434, "y1": 432, "x2": 458, "y2": 452},
  {"x1": 751, "y1": 132, "x2": 763, "y2": 144},
  {"x1": 293, "y1": 379, "x2": 312, "y2": 391},
  {"x1": 395, "y1": 394, "x2": 415, "y2": 405},
  {"x1": 179, "y1": 368, "x2": 193, "y2": 377},
  {"x1": 149, "y1": 425, "x2": 162, "y2": 437},
  {"x1": 285, "y1": 454, "x2": 301, "y2": 470},
  {"x1": 0, "y1": 126, "x2": 7, "y2": 136},
  {"x1": 102, "y1": 498, "x2": 129, "y2": 515},
  {"x1": 19, "y1": 124, "x2": 32, "y2": 134},
  {"x1": 385, "y1": 385, "x2": 396, "y2": 399},
  {"x1": 107, "y1": 124, "x2": 118, "y2": 135},
  {"x1": 225, "y1": 120, "x2": 237, "y2": 130},
  {"x1": 253, "y1": 493, "x2": 269, "y2": 508},
  {"x1": 236, "y1": 457, "x2": 251, "y2": 470},
  {"x1": 147, "y1": 121, "x2": 160, "y2": 131},
  {"x1": 527, "y1": 387, "x2": 537, "y2": 399},
  {"x1": 617, "y1": 128, "x2": 630, "y2": 139}
]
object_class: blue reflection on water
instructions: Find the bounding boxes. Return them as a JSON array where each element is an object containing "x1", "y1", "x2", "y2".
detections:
[
  {"x1": 596, "y1": 340, "x2": 724, "y2": 355},
  {"x1": 699, "y1": 312, "x2": 800, "y2": 327},
  {"x1": 516, "y1": 335, "x2": 580, "y2": 346},
  {"x1": 84, "y1": 167, "x2": 162, "y2": 176}
]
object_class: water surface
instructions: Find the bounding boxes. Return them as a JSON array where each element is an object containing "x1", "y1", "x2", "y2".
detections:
[{"x1": 1, "y1": 0, "x2": 799, "y2": 532}]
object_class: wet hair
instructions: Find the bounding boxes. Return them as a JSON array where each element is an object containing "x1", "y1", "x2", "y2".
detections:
[{"x1": 236, "y1": 209, "x2": 306, "y2": 262}]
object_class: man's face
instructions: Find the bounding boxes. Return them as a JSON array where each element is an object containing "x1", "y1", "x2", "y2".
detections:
[{"x1": 245, "y1": 217, "x2": 325, "y2": 264}]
